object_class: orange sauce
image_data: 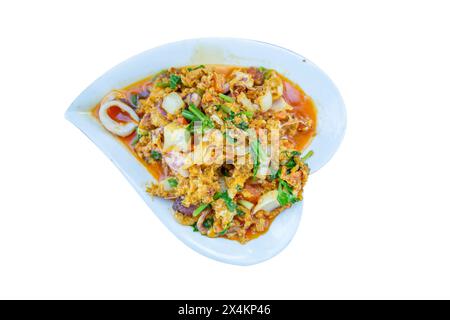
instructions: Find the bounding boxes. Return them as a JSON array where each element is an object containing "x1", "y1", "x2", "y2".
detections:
[
  {"x1": 281, "y1": 75, "x2": 317, "y2": 151},
  {"x1": 107, "y1": 105, "x2": 135, "y2": 124},
  {"x1": 91, "y1": 66, "x2": 317, "y2": 184}
]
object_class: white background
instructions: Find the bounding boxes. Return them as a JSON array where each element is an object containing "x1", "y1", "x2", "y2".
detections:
[{"x1": 1, "y1": 0, "x2": 449, "y2": 299}]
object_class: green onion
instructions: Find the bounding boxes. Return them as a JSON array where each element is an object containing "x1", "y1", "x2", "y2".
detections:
[
  {"x1": 250, "y1": 139, "x2": 260, "y2": 177},
  {"x1": 219, "y1": 105, "x2": 233, "y2": 114},
  {"x1": 156, "y1": 82, "x2": 170, "y2": 88},
  {"x1": 182, "y1": 109, "x2": 196, "y2": 121},
  {"x1": 169, "y1": 74, "x2": 181, "y2": 89},
  {"x1": 167, "y1": 178, "x2": 178, "y2": 188},
  {"x1": 301, "y1": 150, "x2": 314, "y2": 162},
  {"x1": 238, "y1": 199, "x2": 254, "y2": 210},
  {"x1": 131, "y1": 133, "x2": 141, "y2": 146},
  {"x1": 218, "y1": 227, "x2": 229, "y2": 236},
  {"x1": 219, "y1": 93, "x2": 234, "y2": 103},
  {"x1": 130, "y1": 93, "x2": 138, "y2": 107},
  {"x1": 188, "y1": 104, "x2": 207, "y2": 120},
  {"x1": 187, "y1": 65, "x2": 205, "y2": 71},
  {"x1": 238, "y1": 110, "x2": 254, "y2": 118},
  {"x1": 187, "y1": 104, "x2": 214, "y2": 131},
  {"x1": 193, "y1": 203, "x2": 211, "y2": 217},
  {"x1": 150, "y1": 150, "x2": 162, "y2": 160},
  {"x1": 191, "y1": 222, "x2": 199, "y2": 232}
]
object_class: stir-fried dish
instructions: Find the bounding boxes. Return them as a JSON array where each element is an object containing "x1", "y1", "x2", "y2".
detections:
[{"x1": 93, "y1": 65, "x2": 317, "y2": 243}]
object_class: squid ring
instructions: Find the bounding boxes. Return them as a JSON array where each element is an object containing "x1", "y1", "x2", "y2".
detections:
[{"x1": 99, "y1": 100, "x2": 140, "y2": 137}]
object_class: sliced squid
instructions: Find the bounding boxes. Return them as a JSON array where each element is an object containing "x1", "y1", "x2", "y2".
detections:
[{"x1": 99, "y1": 100, "x2": 140, "y2": 137}]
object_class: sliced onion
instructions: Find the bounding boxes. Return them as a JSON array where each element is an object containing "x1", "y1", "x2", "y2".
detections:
[{"x1": 98, "y1": 100, "x2": 139, "y2": 137}]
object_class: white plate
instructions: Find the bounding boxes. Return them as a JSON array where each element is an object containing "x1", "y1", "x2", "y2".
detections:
[{"x1": 65, "y1": 38, "x2": 346, "y2": 265}]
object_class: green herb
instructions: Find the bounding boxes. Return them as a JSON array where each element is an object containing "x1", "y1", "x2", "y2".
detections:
[
  {"x1": 150, "y1": 150, "x2": 162, "y2": 160},
  {"x1": 236, "y1": 185, "x2": 242, "y2": 192},
  {"x1": 285, "y1": 158, "x2": 297, "y2": 169},
  {"x1": 250, "y1": 139, "x2": 261, "y2": 177},
  {"x1": 219, "y1": 93, "x2": 234, "y2": 103},
  {"x1": 235, "y1": 121, "x2": 249, "y2": 131},
  {"x1": 193, "y1": 203, "x2": 211, "y2": 217},
  {"x1": 169, "y1": 74, "x2": 181, "y2": 89},
  {"x1": 236, "y1": 208, "x2": 245, "y2": 217},
  {"x1": 277, "y1": 180, "x2": 299, "y2": 206},
  {"x1": 203, "y1": 217, "x2": 214, "y2": 229},
  {"x1": 187, "y1": 65, "x2": 205, "y2": 71},
  {"x1": 192, "y1": 222, "x2": 199, "y2": 232},
  {"x1": 130, "y1": 93, "x2": 138, "y2": 107},
  {"x1": 284, "y1": 150, "x2": 303, "y2": 169},
  {"x1": 213, "y1": 191, "x2": 237, "y2": 212},
  {"x1": 167, "y1": 178, "x2": 178, "y2": 188},
  {"x1": 301, "y1": 150, "x2": 314, "y2": 162}
]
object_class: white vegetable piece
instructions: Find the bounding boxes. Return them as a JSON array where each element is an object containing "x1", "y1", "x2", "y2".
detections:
[
  {"x1": 164, "y1": 151, "x2": 190, "y2": 177},
  {"x1": 257, "y1": 90, "x2": 273, "y2": 112},
  {"x1": 253, "y1": 190, "x2": 280, "y2": 213},
  {"x1": 238, "y1": 199, "x2": 254, "y2": 210},
  {"x1": 211, "y1": 114, "x2": 224, "y2": 126},
  {"x1": 256, "y1": 145, "x2": 271, "y2": 180},
  {"x1": 237, "y1": 93, "x2": 258, "y2": 112},
  {"x1": 162, "y1": 92, "x2": 185, "y2": 114},
  {"x1": 98, "y1": 100, "x2": 139, "y2": 137},
  {"x1": 271, "y1": 97, "x2": 291, "y2": 111},
  {"x1": 163, "y1": 122, "x2": 191, "y2": 152}
]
